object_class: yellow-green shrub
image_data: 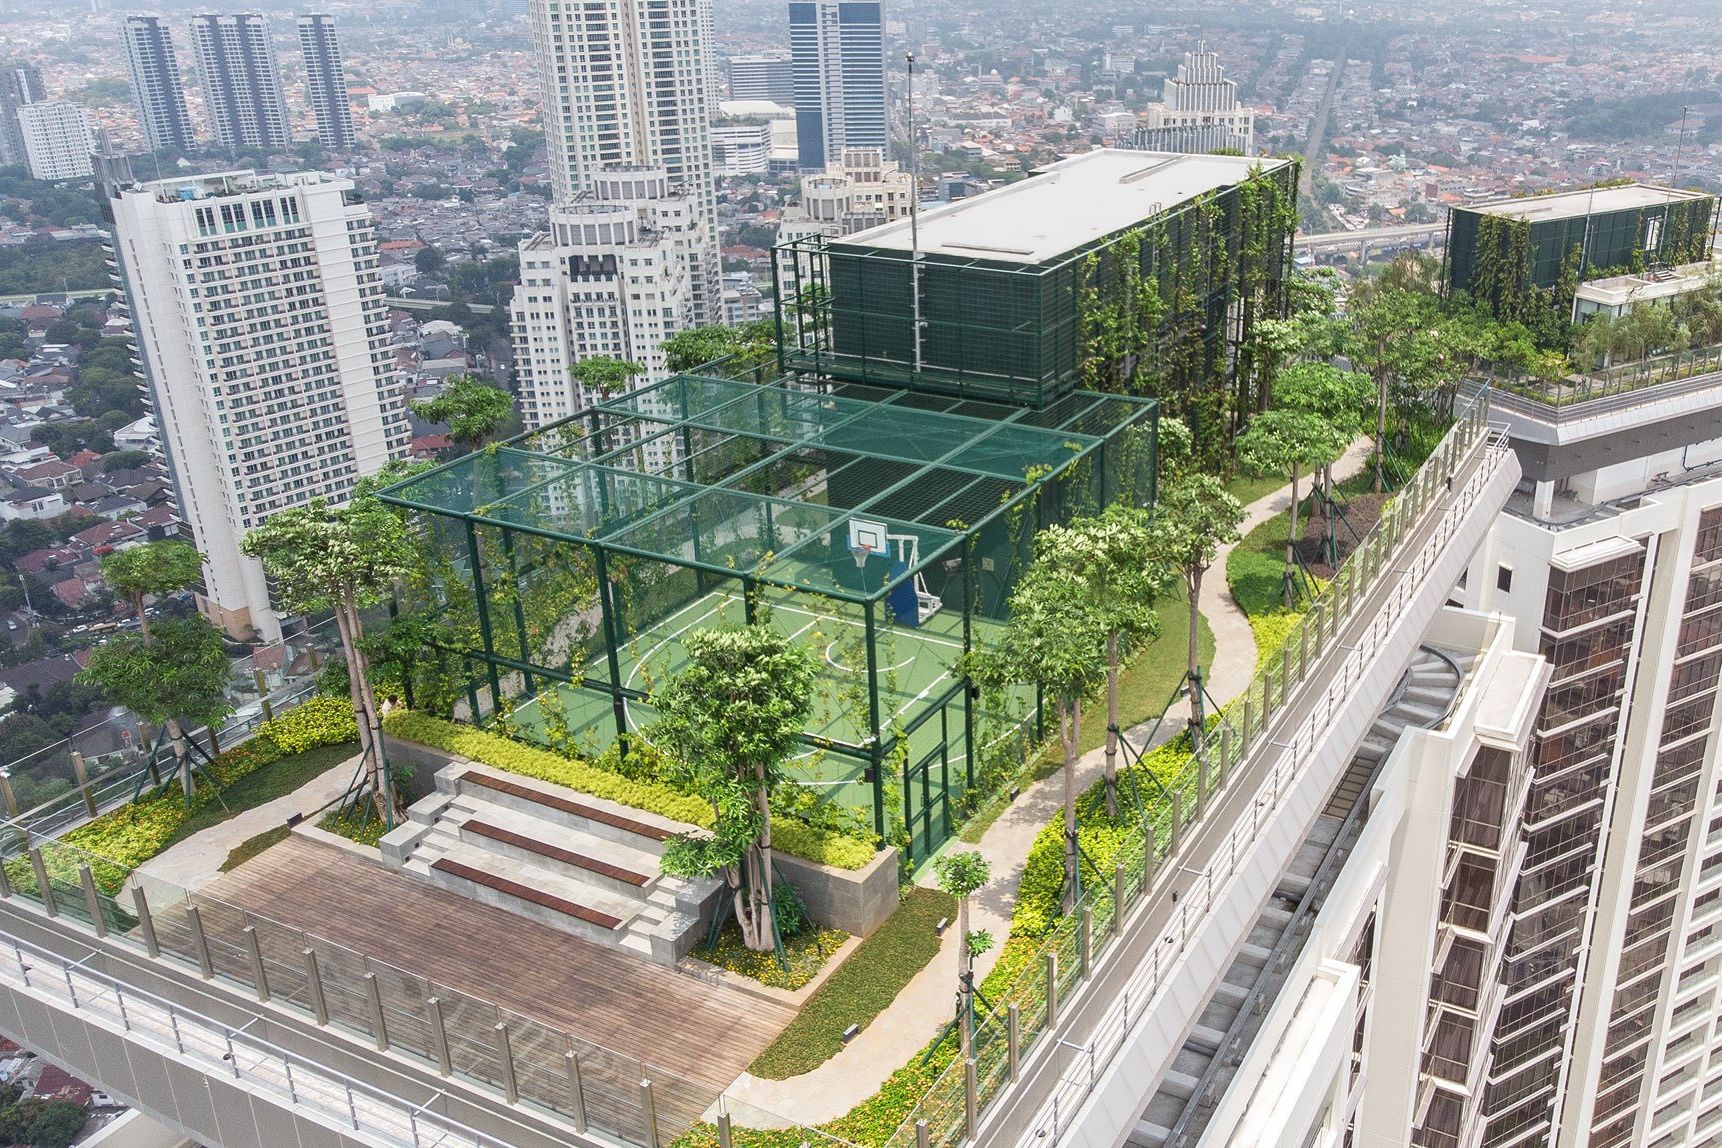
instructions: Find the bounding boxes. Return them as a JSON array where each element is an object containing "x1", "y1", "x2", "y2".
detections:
[
  {"x1": 1249, "y1": 610, "x2": 1305, "y2": 672},
  {"x1": 384, "y1": 710, "x2": 877, "y2": 869},
  {"x1": 252, "y1": 696, "x2": 358, "y2": 757}
]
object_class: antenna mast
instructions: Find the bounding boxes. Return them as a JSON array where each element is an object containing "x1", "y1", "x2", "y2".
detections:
[{"x1": 907, "y1": 52, "x2": 923, "y2": 371}]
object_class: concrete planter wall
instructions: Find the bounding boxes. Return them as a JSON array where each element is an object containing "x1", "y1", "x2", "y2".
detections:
[{"x1": 776, "y1": 845, "x2": 900, "y2": 937}]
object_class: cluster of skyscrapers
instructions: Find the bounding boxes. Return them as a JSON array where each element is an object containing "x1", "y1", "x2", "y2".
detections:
[{"x1": 121, "y1": 13, "x2": 357, "y2": 154}]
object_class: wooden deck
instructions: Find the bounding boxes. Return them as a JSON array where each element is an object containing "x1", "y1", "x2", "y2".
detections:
[{"x1": 205, "y1": 835, "x2": 793, "y2": 1098}]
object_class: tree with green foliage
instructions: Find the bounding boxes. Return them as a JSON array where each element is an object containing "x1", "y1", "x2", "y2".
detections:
[
  {"x1": 242, "y1": 500, "x2": 418, "y2": 824},
  {"x1": 964, "y1": 567, "x2": 1108, "y2": 912},
  {"x1": 934, "y1": 849, "x2": 993, "y2": 1055},
  {"x1": 1033, "y1": 506, "x2": 1166, "y2": 816},
  {"x1": 661, "y1": 320, "x2": 777, "y2": 374},
  {"x1": 1273, "y1": 362, "x2": 1373, "y2": 563},
  {"x1": 409, "y1": 375, "x2": 514, "y2": 453},
  {"x1": 649, "y1": 624, "x2": 818, "y2": 952},
  {"x1": 570, "y1": 355, "x2": 644, "y2": 398},
  {"x1": 100, "y1": 540, "x2": 202, "y2": 639},
  {"x1": 1144, "y1": 476, "x2": 1243, "y2": 745},
  {"x1": 1235, "y1": 409, "x2": 1351, "y2": 607},
  {"x1": 77, "y1": 616, "x2": 231, "y2": 798}
]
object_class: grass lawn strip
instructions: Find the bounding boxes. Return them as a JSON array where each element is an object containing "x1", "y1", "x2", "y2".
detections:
[
  {"x1": 161, "y1": 741, "x2": 357, "y2": 850},
  {"x1": 748, "y1": 886, "x2": 955, "y2": 1080}
]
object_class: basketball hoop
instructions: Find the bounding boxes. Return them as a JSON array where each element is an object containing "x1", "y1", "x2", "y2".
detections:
[{"x1": 849, "y1": 543, "x2": 874, "y2": 569}]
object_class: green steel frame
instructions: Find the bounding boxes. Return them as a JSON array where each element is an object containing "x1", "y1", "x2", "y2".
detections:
[{"x1": 376, "y1": 362, "x2": 1158, "y2": 860}]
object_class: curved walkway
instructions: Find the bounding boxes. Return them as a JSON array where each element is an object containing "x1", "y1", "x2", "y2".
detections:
[{"x1": 723, "y1": 437, "x2": 1377, "y2": 1126}]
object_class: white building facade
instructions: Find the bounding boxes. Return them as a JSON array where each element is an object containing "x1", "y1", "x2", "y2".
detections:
[
  {"x1": 16, "y1": 102, "x2": 93, "y2": 181},
  {"x1": 510, "y1": 168, "x2": 699, "y2": 429},
  {"x1": 122, "y1": 15, "x2": 196, "y2": 153},
  {"x1": 108, "y1": 171, "x2": 410, "y2": 641},
  {"x1": 525, "y1": 0, "x2": 719, "y2": 324},
  {"x1": 1135, "y1": 41, "x2": 1254, "y2": 156}
]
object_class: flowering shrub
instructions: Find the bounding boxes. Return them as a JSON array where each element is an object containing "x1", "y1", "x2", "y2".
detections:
[
  {"x1": 694, "y1": 925, "x2": 848, "y2": 991},
  {"x1": 252, "y1": 696, "x2": 358, "y2": 758},
  {"x1": 383, "y1": 710, "x2": 877, "y2": 870}
]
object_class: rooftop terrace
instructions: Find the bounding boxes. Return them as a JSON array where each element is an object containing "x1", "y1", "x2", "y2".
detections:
[
  {"x1": 1463, "y1": 182, "x2": 1710, "y2": 223},
  {"x1": 840, "y1": 149, "x2": 1293, "y2": 266}
]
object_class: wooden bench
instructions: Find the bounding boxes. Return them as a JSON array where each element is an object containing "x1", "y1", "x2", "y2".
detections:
[
  {"x1": 463, "y1": 819, "x2": 650, "y2": 887},
  {"x1": 459, "y1": 771, "x2": 675, "y2": 842},
  {"x1": 430, "y1": 857, "x2": 624, "y2": 929}
]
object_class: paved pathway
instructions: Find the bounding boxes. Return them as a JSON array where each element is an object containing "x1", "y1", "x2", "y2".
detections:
[
  {"x1": 128, "y1": 749, "x2": 362, "y2": 893},
  {"x1": 723, "y1": 439, "x2": 1377, "y2": 1126}
]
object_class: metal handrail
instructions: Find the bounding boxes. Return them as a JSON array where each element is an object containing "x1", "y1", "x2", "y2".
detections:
[{"x1": 0, "y1": 928, "x2": 515, "y2": 1148}]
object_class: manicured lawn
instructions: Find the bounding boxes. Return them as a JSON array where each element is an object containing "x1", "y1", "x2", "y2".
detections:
[
  {"x1": 1222, "y1": 471, "x2": 1288, "y2": 507},
  {"x1": 160, "y1": 741, "x2": 357, "y2": 852},
  {"x1": 748, "y1": 886, "x2": 955, "y2": 1080},
  {"x1": 219, "y1": 825, "x2": 291, "y2": 873}
]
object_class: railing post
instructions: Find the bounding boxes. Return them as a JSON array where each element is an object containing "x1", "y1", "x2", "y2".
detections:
[
  {"x1": 1045, "y1": 952, "x2": 1060, "y2": 1028},
  {"x1": 717, "y1": 1113, "x2": 733, "y2": 1148},
  {"x1": 1298, "y1": 618, "x2": 1310, "y2": 681},
  {"x1": 1080, "y1": 907, "x2": 1093, "y2": 980},
  {"x1": 562, "y1": 1050, "x2": 589, "y2": 1132},
  {"x1": 365, "y1": 972, "x2": 388, "y2": 1051},
  {"x1": 1197, "y1": 750, "x2": 1210, "y2": 812},
  {"x1": 303, "y1": 949, "x2": 328, "y2": 1025},
  {"x1": 254, "y1": 670, "x2": 274, "y2": 722},
  {"x1": 1171, "y1": 792, "x2": 1184, "y2": 856},
  {"x1": 1282, "y1": 643, "x2": 1294, "y2": 693},
  {"x1": 77, "y1": 865, "x2": 104, "y2": 938},
  {"x1": 1113, "y1": 863, "x2": 1127, "y2": 934},
  {"x1": 28, "y1": 849, "x2": 55, "y2": 917},
  {"x1": 132, "y1": 885, "x2": 158, "y2": 957},
  {"x1": 184, "y1": 905, "x2": 212, "y2": 978},
  {"x1": 917, "y1": 1118, "x2": 931, "y2": 1148},
  {"x1": 1260, "y1": 668, "x2": 1274, "y2": 722},
  {"x1": 1241, "y1": 694, "x2": 1253, "y2": 748},
  {"x1": 0, "y1": 858, "x2": 11, "y2": 899},
  {"x1": 1219, "y1": 723, "x2": 1232, "y2": 789},
  {"x1": 1007, "y1": 1003, "x2": 1021, "y2": 1081},
  {"x1": 640, "y1": 1078, "x2": 660, "y2": 1148},
  {"x1": 427, "y1": 997, "x2": 452, "y2": 1075},
  {"x1": 70, "y1": 752, "x2": 96, "y2": 820},
  {"x1": 243, "y1": 926, "x2": 268, "y2": 1002},
  {"x1": 965, "y1": 1057, "x2": 979, "y2": 1139},
  {"x1": 496, "y1": 1022, "x2": 518, "y2": 1104}
]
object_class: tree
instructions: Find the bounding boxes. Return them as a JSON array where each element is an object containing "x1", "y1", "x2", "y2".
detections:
[
  {"x1": 661, "y1": 321, "x2": 777, "y2": 374},
  {"x1": 649, "y1": 624, "x2": 817, "y2": 952},
  {"x1": 410, "y1": 375, "x2": 514, "y2": 452},
  {"x1": 414, "y1": 245, "x2": 446, "y2": 275},
  {"x1": 1273, "y1": 362, "x2": 1373, "y2": 564},
  {"x1": 934, "y1": 850, "x2": 993, "y2": 1056},
  {"x1": 100, "y1": 540, "x2": 203, "y2": 640},
  {"x1": 1032, "y1": 506, "x2": 1166, "y2": 816},
  {"x1": 1235, "y1": 410, "x2": 1351, "y2": 607},
  {"x1": 77, "y1": 616, "x2": 232, "y2": 798},
  {"x1": 1144, "y1": 476, "x2": 1243, "y2": 744},
  {"x1": 242, "y1": 500, "x2": 418, "y2": 824},
  {"x1": 570, "y1": 355, "x2": 644, "y2": 398},
  {"x1": 964, "y1": 567, "x2": 1108, "y2": 912}
]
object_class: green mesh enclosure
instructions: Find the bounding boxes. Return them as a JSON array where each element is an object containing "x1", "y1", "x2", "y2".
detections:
[{"x1": 377, "y1": 369, "x2": 1157, "y2": 861}]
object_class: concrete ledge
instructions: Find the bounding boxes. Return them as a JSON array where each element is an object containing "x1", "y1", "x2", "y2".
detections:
[
  {"x1": 382, "y1": 732, "x2": 462, "y2": 798},
  {"x1": 777, "y1": 846, "x2": 900, "y2": 937}
]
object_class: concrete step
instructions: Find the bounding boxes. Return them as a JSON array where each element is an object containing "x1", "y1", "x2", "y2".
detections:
[
  {"x1": 437, "y1": 796, "x2": 664, "y2": 899},
  {"x1": 438, "y1": 763, "x2": 687, "y2": 856},
  {"x1": 417, "y1": 836, "x2": 642, "y2": 929}
]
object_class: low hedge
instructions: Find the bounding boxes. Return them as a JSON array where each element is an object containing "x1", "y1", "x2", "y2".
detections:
[
  {"x1": 10, "y1": 697, "x2": 359, "y2": 897},
  {"x1": 1249, "y1": 609, "x2": 1305, "y2": 673},
  {"x1": 1011, "y1": 736, "x2": 1193, "y2": 937},
  {"x1": 383, "y1": 711, "x2": 877, "y2": 870},
  {"x1": 749, "y1": 886, "x2": 954, "y2": 1079}
]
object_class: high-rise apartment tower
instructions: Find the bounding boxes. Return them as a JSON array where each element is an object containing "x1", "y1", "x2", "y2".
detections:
[
  {"x1": 514, "y1": 0, "x2": 721, "y2": 425},
  {"x1": 189, "y1": 13, "x2": 292, "y2": 153},
  {"x1": 108, "y1": 171, "x2": 411, "y2": 641},
  {"x1": 297, "y1": 15, "x2": 357, "y2": 150},
  {"x1": 789, "y1": 0, "x2": 886, "y2": 171},
  {"x1": 0, "y1": 62, "x2": 46, "y2": 168},
  {"x1": 122, "y1": 16, "x2": 196, "y2": 152},
  {"x1": 17, "y1": 102, "x2": 93, "y2": 181}
]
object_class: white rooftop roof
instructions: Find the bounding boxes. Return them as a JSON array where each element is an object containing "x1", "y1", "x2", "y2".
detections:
[
  {"x1": 838, "y1": 149, "x2": 1293, "y2": 265},
  {"x1": 1467, "y1": 183, "x2": 1712, "y2": 222}
]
